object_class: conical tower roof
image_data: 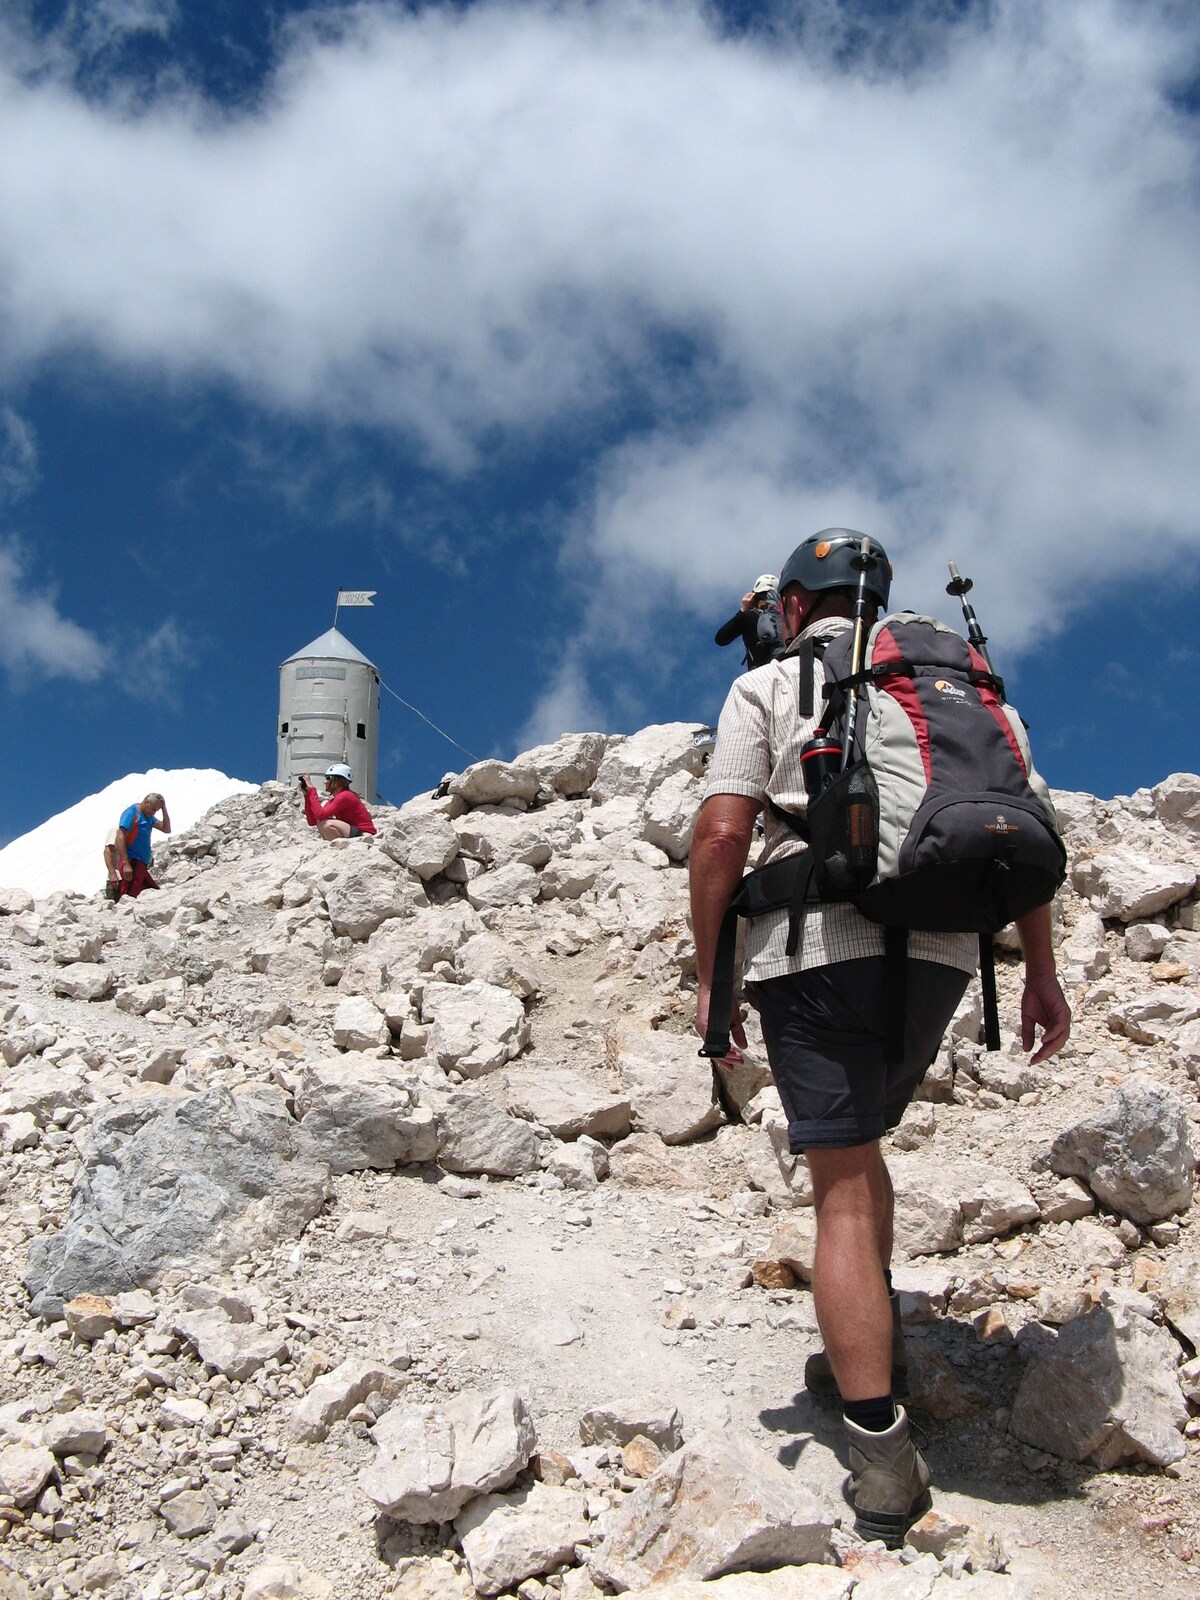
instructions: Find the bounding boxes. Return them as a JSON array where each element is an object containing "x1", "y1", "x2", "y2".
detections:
[{"x1": 281, "y1": 627, "x2": 376, "y2": 669}]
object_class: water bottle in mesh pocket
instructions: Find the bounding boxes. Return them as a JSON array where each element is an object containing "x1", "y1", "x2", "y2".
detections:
[{"x1": 806, "y1": 761, "x2": 879, "y2": 898}]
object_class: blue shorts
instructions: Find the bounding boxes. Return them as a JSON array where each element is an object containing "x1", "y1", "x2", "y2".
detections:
[{"x1": 746, "y1": 958, "x2": 969, "y2": 1152}]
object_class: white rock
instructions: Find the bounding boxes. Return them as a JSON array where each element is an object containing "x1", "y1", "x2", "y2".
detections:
[
  {"x1": 380, "y1": 812, "x2": 462, "y2": 880},
  {"x1": 423, "y1": 980, "x2": 530, "y2": 1078},
  {"x1": 173, "y1": 1308, "x2": 289, "y2": 1381},
  {"x1": 1049, "y1": 1075, "x2": 1196, "y2": 1223},
  {"x1": 290, "y1": 1357, "x2": 407, "y2": 1442},
  {"x1": 591, "y1": 724, "x2": 712, "y2": 806},
  {"x1": 455, "y1": 1482, "x2": 590, "y2": 1596},
  {"x1": 0, "y1": 1440, "x2": 57, "y2": 1506},
  {"x1": 1153, "y1": 773, "x2": 1200, "y2": 837},
  {"x1": 466, "y1": 863, "x2": 541, "y2": 911},
  {"x1": 241, "y1": 1560, "x2": 335, "y2": 1600},
  {"x1": 1071, "y1": 848, "x2": 1196, "y2": 921},
  {"x1": 505, "y1": 1068, "x2": 631, "y2": 1141},
  {"x1": 455, "y1": 932, "x2": 541, "y2": 998},
  {"x1": 333, "y1": 994, "x2": 390, "y2": 1051},
  {"x1": 52, "y1": 963, "x2": 114, "y2": 1002},
  {"x1": 608, "y1": 1025, "x2": 723, "y2": 1145},
  {"x1": 359, "y1": 1388, "x2": 537, "y2": 1522},
  {"x1": 642, "y1": 769, "x2": 703, "y2": 862}
]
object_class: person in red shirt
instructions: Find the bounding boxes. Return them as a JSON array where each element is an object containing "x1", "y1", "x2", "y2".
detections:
[{"x1": 300, "y1": 764, "x2": 377, "y2": 839}]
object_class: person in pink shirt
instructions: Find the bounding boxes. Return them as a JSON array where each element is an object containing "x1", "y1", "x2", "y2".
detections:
[{"x1": 300, "y1": 764, "x2": 376, "y2": 839}]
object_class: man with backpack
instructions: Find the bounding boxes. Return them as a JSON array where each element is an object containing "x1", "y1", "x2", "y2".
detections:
[
  {"x1": 689, "y1": 529, "x2": 1070, "y2": 1545},
  {"x1": 714, "y1": 574, "x2": 785, "y2": 670}
]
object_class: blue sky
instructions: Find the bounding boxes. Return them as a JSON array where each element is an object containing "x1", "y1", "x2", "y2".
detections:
[{"x1": 1, "y1": 0, "x2": 1198, "y2": 842}]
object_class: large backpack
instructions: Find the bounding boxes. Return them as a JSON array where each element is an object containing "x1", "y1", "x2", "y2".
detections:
[{"x1": 701, "y1": 611, "x2": 1066, "y2": 1059}]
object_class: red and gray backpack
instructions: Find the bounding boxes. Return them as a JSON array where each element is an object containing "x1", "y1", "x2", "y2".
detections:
[{"x1": 701, "y1": 611, "x2": 1066, "y2": 1059}]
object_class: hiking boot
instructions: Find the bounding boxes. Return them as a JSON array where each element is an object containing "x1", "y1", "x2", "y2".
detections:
[
  {"x1": 844, "y1": 1404, "x2": 931, "y2": 1548},
  {"x1": 804, "y1": 1291, "x2": 909, "y2": 1402}
]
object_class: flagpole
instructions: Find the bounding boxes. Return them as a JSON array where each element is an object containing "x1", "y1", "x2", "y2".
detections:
[{"x1": 333, "y1": 589, "x2": 340, "y2": 631}]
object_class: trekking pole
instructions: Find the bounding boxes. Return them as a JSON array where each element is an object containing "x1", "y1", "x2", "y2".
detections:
[
  {"x1": 946, "y1": 562, "x2": 994, "y2": 673},
  {"x1": 840, "y1": 536, "x2": 877, "y2": 770}
]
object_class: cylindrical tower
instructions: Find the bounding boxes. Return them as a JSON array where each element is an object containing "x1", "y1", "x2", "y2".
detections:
[{"x1": 277, "y1": 627, "x2": 380, "y2": 802}]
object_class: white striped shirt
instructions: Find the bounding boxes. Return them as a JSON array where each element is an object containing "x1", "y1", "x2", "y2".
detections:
[{"x1": 703, "y1": 618, "x2": 977, "y2": 983}]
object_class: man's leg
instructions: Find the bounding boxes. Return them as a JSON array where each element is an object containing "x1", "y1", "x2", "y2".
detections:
[
  {"x1": 806, "y1": 1141, "x2": 893, "y2": 1401},
  {"x1": 124, "y1": 860, "x2": 149, "y2": 898}
]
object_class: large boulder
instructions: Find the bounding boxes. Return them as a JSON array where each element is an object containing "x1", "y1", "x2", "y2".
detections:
[
  {"x1": 379, "y1": 811, "x2": 461, "y2": 880},
  {"x1": 423, "y1": 980, "x2": 531, "y2": 1078},
  {"x1": 291, "y1": 1060, "x2": 437, "y2": 1174},
  {"x1": 505, "y1": 1068, "x2": 632, "y2": 1142},
  {"x1": 455, "y1": 1482, "x2": 590, "y2": 1596},
  {"x1": 589, "y1": 1430, "x2": 834, "y2": 1590},
  {"x1": 1071, "y1": 848, "x2": 1196, "y2": 921},
  {"x1": 1153, "y1": 773, "x2": 1200, "y2": 838},
  {"x1": 608, "y1": 1026, "x2": 723, "y2": 1145},
  {"x1": 323, "y1": 854, "x2": 428, "y2": 940},
  {"x1": 359, "y1": 1389, "x2": 537, "y2": 1523},
  {"x1": 1010, "y1": 1305, "x2": 1186, "y2": 1468},
  {"x1": 510, "y1": 732, "x2": 608, "y2": 798},
  {"x1": 891, "y1": 1157, "x2": 1039, "y2": 1257},
  {"x1": 591, "y1": 724, "x2": 711, "y2": 806},
  {"x1": 1048, "y1": 1075, "x2": 1195, "y2": 1223},
  {"x1": 24, "y1": 1086, "x2": 331, "y2": 1319},
  {"x1": 450, "y1": 761, "x2": 540, "y2": 808},
  {"x1": 431, "y1": 1087, "x2": 544, "y2": 1177}
]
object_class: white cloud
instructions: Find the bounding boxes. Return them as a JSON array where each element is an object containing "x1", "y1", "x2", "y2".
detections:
[
  {"x1": 0, "y1": 408, "x2": 38, "y2": 501},
  {"x1": 0, "y1": 0, "x2": 1197, "y2": 725},
  {"x1": 0, "y1": 539, "x2": 110, "y2": 681},
  {"x1": 518, "y1": 653, "x2": 610, "y2": 748}
]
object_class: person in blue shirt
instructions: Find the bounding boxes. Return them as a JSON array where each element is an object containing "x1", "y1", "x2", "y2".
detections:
[{"x1": 113, "y1": 793, "x2": 171, "y2": 899}]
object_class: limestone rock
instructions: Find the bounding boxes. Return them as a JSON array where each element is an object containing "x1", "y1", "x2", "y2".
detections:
[
  {"x1": 1107, "y1": 992, "x2": 1200, "y2": 1046},
  {"x1": 511, "y1": 732, "x2": 608, "y2": 798},
  {"x1": 42, "y1": 1408, "x2": 108, "y2": 1458},
  {"x1": 642, "y1": 769, "x2": 703, "y2": 862},
  {"x1": 1071, "y1": 848, "x2": 1196, "y2": 921},
  {"x1": 451, "y1": 760, "x2": 540, "y2": 808},
  {"x1": 359, "y1": 1388, "x2": 537, "y2": 1523},
  {"x1": 1153, "y1": 772, "x2": 1200, "y2": 837},
  {"x1": 455, "y1": 1481, "x2": 590, "y2": 1595},
  {"x1": 0, "y1": 1441, "x2": 56, "y2": 1507},
  {"x1": 379, "y1": 811, "x2": 461, "y2": 880},
  {"x1": 455, "y1": 932, "x2": 541, "y2": 998},
  {"x1": 432, "y1": 1087, "x2": 544, "y2": 1177},
  {"x1": 1126, "y1": 923, "x2": 1172, "y2": 962},
  {"x1": 424, "y1": 980, "x2": 531, "y2": 1078},
  {"x1": 161, "y1": 1486, "x2": 217, "y2": 1538},
  {"x1": 173, "y1": 1307, "x2": 289, "y2": 1381},
  {"x1": 51, "y1": 963, "x2": 114, "y2": 1002},
  {"x1": 0, "y1": 1064, "x2": 91, "y2": 1126},
  {"x1": 241, "y1": 1561, "x2": 335, "y2": 1600},
  {"x1": 505, "y1": 1068, "x2": 631, "y2": 1142},
  {"x1": 608, "y1": 1026, "x2": 723, "y2": 1145},
  {"x1": 1010, "y1": 1306, "x2": 1186, "y2": 1467},
  {"x1": 466, "y1": 863, "x2": 541, "y2": 911},
  {"x1": 115, "y1": 976, "x2": 186, "y2": 1016},
  {"x1": 892, "y1": 1158, "x2": 1038, "y2": 1257},
  {"x1": 579, "y1": 1401, "x2": 683, "y2": 1452},
  {"x1": 454, "y1": 811, "x2": 553, "y2": 870},
  {"x1": 333, "y1": 993, "x2": 390, "y2": 1051},
  {"x1": 24, "y1": 1087, "x2": 331, "y2": 1318},
  {"x1": 589, "y1": 1429, "x2": 833, "y2": 1590},
  {"x1": 592, "y1": 724, "x2": 711, "y2": 806},
  {"x1": 292, "y1": 1059, "x2": 437, "y2": 1173},
  {"x1": 1048, "y1": 1075, "x2": 1195, "y2": 1223},
  {"x1": 289, "y1": 1357, "x2": 407, "y2": 1443},
  {"x1": 323, "y1": 854, "x2": 427, "y2": 940}
]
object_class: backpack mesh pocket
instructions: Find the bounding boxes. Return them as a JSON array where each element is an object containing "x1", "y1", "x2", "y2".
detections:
[{"x1": 806, "y1": 761, "x2": 880, "y2": 898}]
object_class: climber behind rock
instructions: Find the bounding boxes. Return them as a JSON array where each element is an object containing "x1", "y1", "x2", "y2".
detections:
[
  {"x1": 689, "y1": 527, "x2": 1071, "y2": 1547},
  {"x1": 300, "y1": 764, "x2": 377, "y2": 840},
  {"x1": 713, "y1": 573, "x2": 784, "y2": 670}
]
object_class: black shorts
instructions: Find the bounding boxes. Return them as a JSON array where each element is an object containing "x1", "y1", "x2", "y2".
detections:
[
  {"x1": 746, "y1": 959, "x2": 969, "y2": 1153},
  {"x1": 347, "y1": 825, "x2": 364, "y2": 838}
]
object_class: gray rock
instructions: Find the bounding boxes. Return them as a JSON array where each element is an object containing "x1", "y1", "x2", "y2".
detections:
[
  {"x1": 579, "y1": 1400, "x2": 684, "y2": 1452},
  {"x1": 591, "y1": 724, "x2": 711, "y2": 807},
  {"x1": 173, "y1": 1308, "x2": 289, "y2": 1381},
  {"x1": 1125, "y1": 923, "x2": 1172, "y2": 962},
  {"x1": 359, "y1": 1388, "x2": 537, "y2": 1522},
  {"x1": 292, "y1": 1059, "x2": 437, "y2": 1174},
  {"x1": 1153, "y1": 773, "x2": 1200, "y2": 837},
  {"x1": 1048, "y1": 1075, "x2": 1195, "y2": 1223},
  {"x1": 424, "y1": 980, "x2": 530, "y2": 1078},
  {"x1": 455, "y1": 1482, "x2": 590, "y2": 1595},
  {"x1": 455, "y1": 933, "x2": 541, "y2": 999},
  {"x1": 379, "y1": 812, "x2": 461, "y2": 880},
  {"x1": 608, "y1": 1025, "x2": 723, "y2": 1145},
  {"x1": 510, "y1": 732, "x2": 608, "y2": 798},
  {"x1": 1071, "y1": 848, "x2": 1197, "y2": 921},
  {"x1": 323, "y1": 854, "x2": 428, "y2": 940},
  {"x1": 289, "y1": 1357, "x2": 408, "y2": 1442},
  {"x1": 52, "y1": 963, "x2": 114, "y2": 1002},
  {"x1": 24, "y1": 1087, "x2": 331, "y2": 1318},
  {"x1": 589, "y1": 1429, "x2": 833, "y2": 1590},
  {"x1": 160, "y1": 1487, "x2": 218, "y2": 1538},
  {"x1": 1107, "y1": 992, "x2": 1200, "y2": 1045},
  {"x1": 451, "y1": 760, "x2": 540, "y2": 808},
  {"x1": 1010, "y1": 1306, "x2": 1186, "y2": 1468},
  {"x1": 332, "y1": 994, "x2": 390, "y2": 1051},
  {"x1": 432, "y1": 1087, "x2": 544, "y2": 1178},
  {"x1": 505, "y1": 1068, "x2": 632, "y2": 1142}
]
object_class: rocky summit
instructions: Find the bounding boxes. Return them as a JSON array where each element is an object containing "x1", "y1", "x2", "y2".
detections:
[{"x1": 0, "y1": 729, "x2": 1199, "y2": 1600}]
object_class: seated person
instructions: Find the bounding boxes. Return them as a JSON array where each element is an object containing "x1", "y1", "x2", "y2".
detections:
[
  {"x1": 714, "y1": 574, "x2": 783, "y2": 669},
  {"x1": 115, "y1": 793, "x2": 171, "y2": 898},
  {"x1": 301, "y1": 764, "x2": 377, "y2": 839}
]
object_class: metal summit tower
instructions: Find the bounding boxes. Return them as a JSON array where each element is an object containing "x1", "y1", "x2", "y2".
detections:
[{"x1": 276, "y1": 626, "x2": 380, "y2": 802}]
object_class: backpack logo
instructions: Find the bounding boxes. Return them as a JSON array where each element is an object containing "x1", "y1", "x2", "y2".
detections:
[
  {"x1": 934, "y1": 679, "x2": 967, "y2": 700},
  {"x1": 985, "y1": 814, "x2": 1016, "y2": 835}
]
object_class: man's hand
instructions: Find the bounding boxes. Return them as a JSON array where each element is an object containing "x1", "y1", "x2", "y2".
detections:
[
  {"x1": 1021, "y1": 971, "x2": 1071, "y2": 1065},
  {"x1": 121, "y1": 861, "x2": 132, "y2": 880},
  {"x1": 694, "y1": 982, "x2": 748, "y2": 1062}
]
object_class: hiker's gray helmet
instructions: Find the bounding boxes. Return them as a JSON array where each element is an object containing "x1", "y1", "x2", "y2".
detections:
[{"x1": 778, "y1": 529, "x2": 892, "y2": 608}]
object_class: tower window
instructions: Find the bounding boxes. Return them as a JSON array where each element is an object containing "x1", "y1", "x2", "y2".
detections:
[
  {"x1": 356, "y1": 723, "x2": 367, "y2": 739},
  {"x1": 280, "y1": 721, "x2": 289, "y2": 734}
]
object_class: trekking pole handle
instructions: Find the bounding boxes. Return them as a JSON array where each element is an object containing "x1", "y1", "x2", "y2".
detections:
[
  {"x1": 946, "y1": 560, "x2": 994, "y2": 673},
  {"x1": 841, "y1": 536, "x2": 875, "y2": 770}
]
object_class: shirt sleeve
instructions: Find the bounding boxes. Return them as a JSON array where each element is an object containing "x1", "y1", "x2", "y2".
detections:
[
  {"x1": 703, "y1": 678, "x2": 773, "y2": 803},
  {"x1": 714, "y1": 613, "x2": 744, "y2": 646},
  {"x1": 118, "y1": 805, "x2": 138, "y2": 834}
]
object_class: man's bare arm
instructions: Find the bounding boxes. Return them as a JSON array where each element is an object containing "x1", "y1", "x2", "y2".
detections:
[
  {"x1": 1014, "y1": 902, "x2": 1070, "y2": 1065},
  {"x1": 688, "y1": 794, "x2": 761, "y2": 1050},
  {"x1": 155, "y1": 799, "x2": 171, "y2": 835}
]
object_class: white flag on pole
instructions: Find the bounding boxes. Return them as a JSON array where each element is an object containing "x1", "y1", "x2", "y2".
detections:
[{"x1": 337, "y1": 590, "x2": 376, "y2": 606}]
